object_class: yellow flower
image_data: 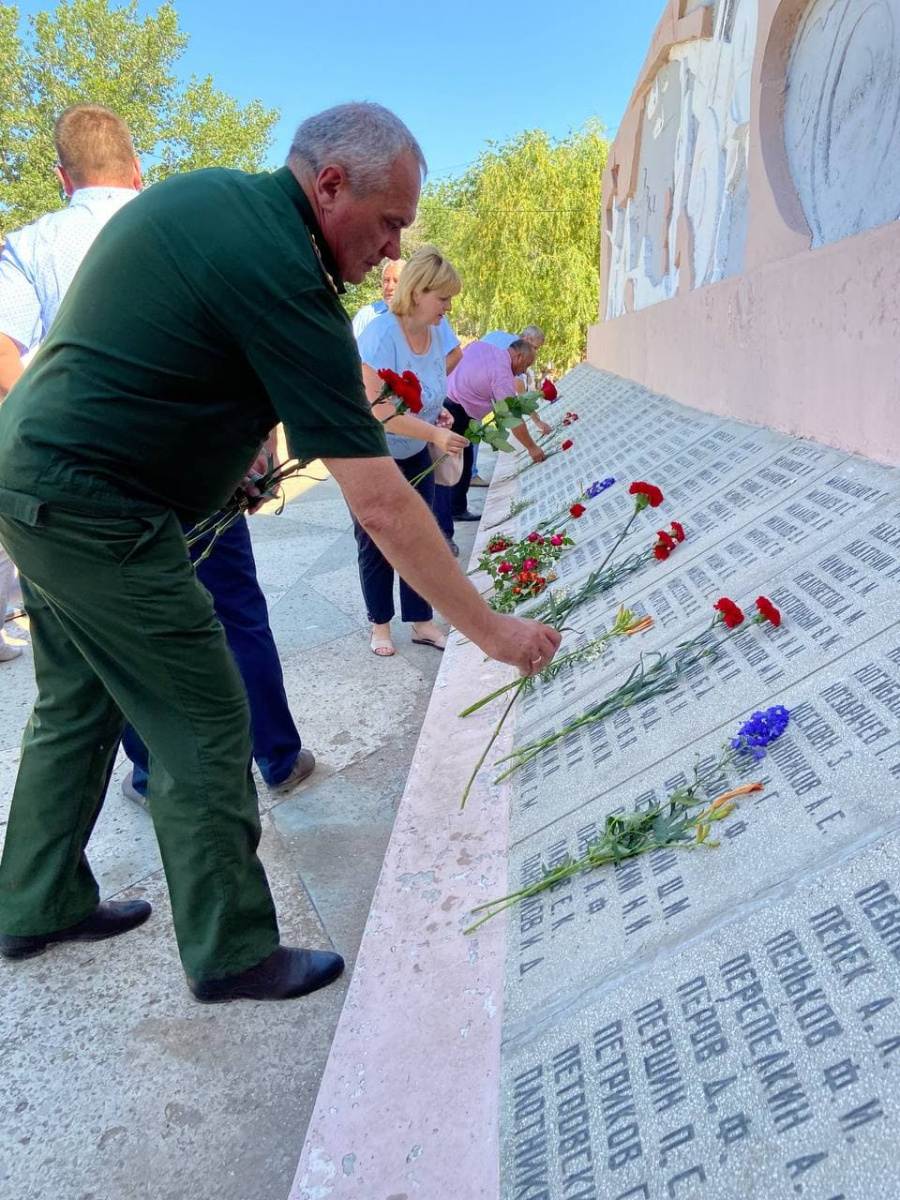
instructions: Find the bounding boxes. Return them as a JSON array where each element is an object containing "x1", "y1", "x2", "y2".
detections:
[{"x1": 481, "y1": 411, "x2": 496, "y2": 428}]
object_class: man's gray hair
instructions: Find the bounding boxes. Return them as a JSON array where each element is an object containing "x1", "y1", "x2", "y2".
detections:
[
  {"x1": 521, "y1": 325, "x2": 545, "y2": 344},
  {"x1": 509, "y1": 339, "x2": 537, "y2": 359},
  {"x1": 287, "y1": 102, "x2": 427, "y2": 195}
]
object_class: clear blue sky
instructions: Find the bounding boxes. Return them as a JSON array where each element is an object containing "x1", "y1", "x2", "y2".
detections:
[{"x1": 19, "y1": 0, "x2": 665, "y2": 172}]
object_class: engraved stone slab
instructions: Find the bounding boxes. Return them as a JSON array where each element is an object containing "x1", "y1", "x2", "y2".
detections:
[
  {"x1": 511, "y1": 458, "x2": 900, "y2": 734},
  {"x1": 505, "y1": 500, "x2": 900, "y2": 842},
  {"x1": 500, "y1": 830, "x2": 900, "y2": 1200},
  {"x1": 498, "y1": 626, "x2": 900, "y2": 1023}
]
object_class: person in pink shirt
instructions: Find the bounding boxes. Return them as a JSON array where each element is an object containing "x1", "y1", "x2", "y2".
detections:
[{"x1": 445, "y1": 338, "x2": 546, "y2": 520}]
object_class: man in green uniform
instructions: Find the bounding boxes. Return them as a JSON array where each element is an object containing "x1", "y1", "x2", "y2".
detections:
[{"x1": 0, "y1": 103, "x2": 561, "y2": 1002}]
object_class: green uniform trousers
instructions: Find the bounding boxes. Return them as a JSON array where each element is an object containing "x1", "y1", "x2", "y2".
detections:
[{"x1": 0, "y1": 500, "x2": 280, "y2": 980}]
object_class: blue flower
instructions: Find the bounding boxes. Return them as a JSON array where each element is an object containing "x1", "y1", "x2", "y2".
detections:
[
  {"x1": 586, "y1": 477, "x2": 615, "y2": 499},
  {"x1": 731, "y1": 705, "x2": 790, "y2": 760}
]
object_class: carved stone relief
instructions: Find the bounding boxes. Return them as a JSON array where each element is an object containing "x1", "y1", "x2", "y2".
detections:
[
  {"x1": 785, "y1": 0, "x2": 900, "y2": 247},
  {"x1": 606, "y1": 0, "x2": 758, "y2": 317}
]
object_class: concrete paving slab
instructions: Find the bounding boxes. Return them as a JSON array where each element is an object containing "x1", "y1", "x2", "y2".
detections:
[
  {"x1": 279, "y1": 632, "x2": 432, "y2": 777},
  {"x1": 0, "y1": 815, "x2": 341, "y2": 1200}
]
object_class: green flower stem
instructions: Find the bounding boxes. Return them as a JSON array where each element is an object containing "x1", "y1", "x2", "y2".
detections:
[
  {"x1": 460, "y1": 683, "x2": 525, "y2": 810},
  {"x1": 493, "y1": 626, "x2": 730, "y2": 783},
  {"x1": 463, "y1": 838, "x2": 683, "y2": 934},
  {"x1": 407, "y1": 454, "x2": 446, "y2": 489},
  {"x1": 463, "y1": 761, "x2": 748, "y2": 933}
]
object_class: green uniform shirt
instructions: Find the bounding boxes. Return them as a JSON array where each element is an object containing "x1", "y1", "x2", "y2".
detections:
[{"x1": 0, "y1": 167, "x2": 389, "y2": 520}]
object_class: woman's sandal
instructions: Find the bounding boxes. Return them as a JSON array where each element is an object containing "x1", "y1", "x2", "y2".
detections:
[
  {"x1": 370, "y1": 634, "x2": 395, "y2": 657},
  {"x1": 411, "y1": 626, "x2": 446, "y2": 652}
]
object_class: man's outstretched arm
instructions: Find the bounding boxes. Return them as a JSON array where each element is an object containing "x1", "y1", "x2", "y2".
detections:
[{"x1": 325, "y1": 455, "x2": 561, "y2": 674}]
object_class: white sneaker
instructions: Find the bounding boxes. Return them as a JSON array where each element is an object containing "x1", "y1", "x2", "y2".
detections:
[{"x1": 0, "y1": 642, "x2": 23, "y2": 662}]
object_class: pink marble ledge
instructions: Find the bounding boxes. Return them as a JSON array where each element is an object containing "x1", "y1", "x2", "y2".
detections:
[{"x1": 290, "y1": 509, "x2": 524, "y2": 1199}]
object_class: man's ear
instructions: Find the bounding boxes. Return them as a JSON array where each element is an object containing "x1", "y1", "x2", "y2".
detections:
[
  {"x1": 314, "y1": 164, "x2": 349, "y2": 209},
  {"x1": 132, "y1": 157, "x2": 143, "y2": 191},
  {"x1": 54, "y1": 165, "x2": 75, "y2": 197}
]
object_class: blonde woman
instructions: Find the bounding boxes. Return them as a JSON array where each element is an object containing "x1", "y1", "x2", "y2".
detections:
[{"x1": 356, "y1": 246, "x2": 468, "y2": 657}]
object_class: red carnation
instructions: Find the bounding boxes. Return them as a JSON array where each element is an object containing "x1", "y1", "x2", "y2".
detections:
[
  {"x1": 656, "y1": 530, "x2": 675, "y2": 551},
  {"x1": 562, "y1": 418, "x2": 571, "y2": 426},
  {"x1": 653, "y1": 545, "x2": 670, "y2": 561},
  {"x1": 561, "y1": 440, "x2": 573, "y2": 451},
  {"x1": 629, "y1": 481, "x2": 664, "y2": 508},
  {"x1": 756, "y1": 596, "x2": 782, "y2": 627},
  {"x1": 670, "y1": 521, "x2": 685, "y2": 543},
  {"x1": 497, "y1": 561, "x2": 513, "y2": 575},
  {"x1": 488, "y1": 538, "x2": 508, "y2": 553},
  {"x1": 714, "y1": 597, "x2": 745, "y2": 629},
  {"x1": 541, "y1": 379, "x2": 558, "y2": 401},
  {"x1": 522, "y1": 557, "x2": 538, "y2": 570},
  {"x1": 570, "y1": 503, "x2": 586, "y2": 518},
  {"x1": 377, "y1": 366, "x2": 423, "y2": 413}
]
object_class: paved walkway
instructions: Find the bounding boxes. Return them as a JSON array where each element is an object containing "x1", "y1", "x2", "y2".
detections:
[{"x1": 0, "y1": 464, "x2": 485, "y2": 1200}]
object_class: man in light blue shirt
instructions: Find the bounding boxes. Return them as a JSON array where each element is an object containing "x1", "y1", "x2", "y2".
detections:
[
  {"x1": 0, "y1": 103, "x2": 142, "y2": 397},
  {"x1": 0, "y1": 103, "x2": 140, "y2": 662}
]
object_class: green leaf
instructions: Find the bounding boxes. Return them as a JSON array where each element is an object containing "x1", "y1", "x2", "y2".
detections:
[{"x1": 0, "y1": 0, "x2": 279, "y2": 236}]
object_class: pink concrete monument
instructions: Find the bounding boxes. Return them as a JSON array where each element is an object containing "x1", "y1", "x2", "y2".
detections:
[{"x1": 590, "y1": 0, "x2": 900, "y2": 466}]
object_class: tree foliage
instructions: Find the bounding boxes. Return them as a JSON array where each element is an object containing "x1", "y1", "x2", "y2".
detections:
[
  {"x1": 364, "y1": 123, "x2": 608, "y2": 373},
  {"x1": 0, "y1": 0, "x2": 279, "y2": 235}
]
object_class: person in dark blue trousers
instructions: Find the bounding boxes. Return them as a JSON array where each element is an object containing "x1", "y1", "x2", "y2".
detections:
[
  {"x1": 122, "y1": 514, "x2": 311, "y2": 804},
  {"x1": 432, "y1": 483, "x2": 458, "y2": 555},
  {"x1": 352, "y1": 447, "x2": 439, "y2": 646}
]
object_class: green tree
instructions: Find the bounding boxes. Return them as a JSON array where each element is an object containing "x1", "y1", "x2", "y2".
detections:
[
  {"x1": 414, "y1": 124, "x2": 609, "y2": 372},
  {"x1": 0, "y1": 0, "x2": 279, "y2": 235}
]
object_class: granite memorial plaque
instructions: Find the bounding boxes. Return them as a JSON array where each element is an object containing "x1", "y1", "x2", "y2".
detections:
[
  {"x1": 481, "y1": 366, "x2": 900, "y2": 1198},
  {"x1": 500, "y1": 829, "x2": 900, "y2": 1200}
]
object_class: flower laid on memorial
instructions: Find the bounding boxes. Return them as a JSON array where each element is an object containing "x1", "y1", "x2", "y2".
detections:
[
  {"x1": 654, "y1": 526, "x2": 682, "y2": 560},
  {"x1": 472, "y1": 528, "x2": 575, "y2": 611},
  {"x1": 375, "y1": 367, "x2": 423, "y2": 416},
  {"x1": 730, "y1": 705, "x2": 790, "y2": 761},
  {"x1": 529, "y1": 524, "x2": 686, "y2": 628},
  {"x1": 562, "y1": 411, "x2": 579, "y2": 426},
  {"x1": 756, "y1": 595, "x2": 782, "y2": 627},
  {"x1": 485, "y1": 496, "x2": 535, "y2": 531},
  {"x1": 510, "y1": 430, "x2": 579, "y2": 478},
  {"x1": 459, "y1": 606, "x2": 655, "y2": 808},
  {"x1": 629, "y1": 480, "x2": 664, "y2": 508},
  {"x1": 535, "y1": 479, "x2": 616, "y2": 534},
  {"x1": 493, "y1": 594, "x2": 785, "y2": 783},
  {"x1": 463, "y1": 706, "x2": 791, "y2": 931},
  {"x1": 713, "y1": 596, "x2": 744, "y2": 628},
  {"x1": 460, "y1": 480, "x2": 686, "y2": 806},
  {"x1": 586, "y1": 477, "x2": 615, "y2": 499},
  {"x1": 541, "y1": 379, "x2": 558, "y2": 401}
]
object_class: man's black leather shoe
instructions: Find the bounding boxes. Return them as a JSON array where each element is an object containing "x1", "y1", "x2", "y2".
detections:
[
  {"x1": 0, "y1": 899, "x2": 152, "y2": 960},
  {"x1": 453, "y1": 510, "x2": 482, "y2": 522},
  {"x1": 189, "y1": 945, "x2": 345, "y2": 1004}
]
